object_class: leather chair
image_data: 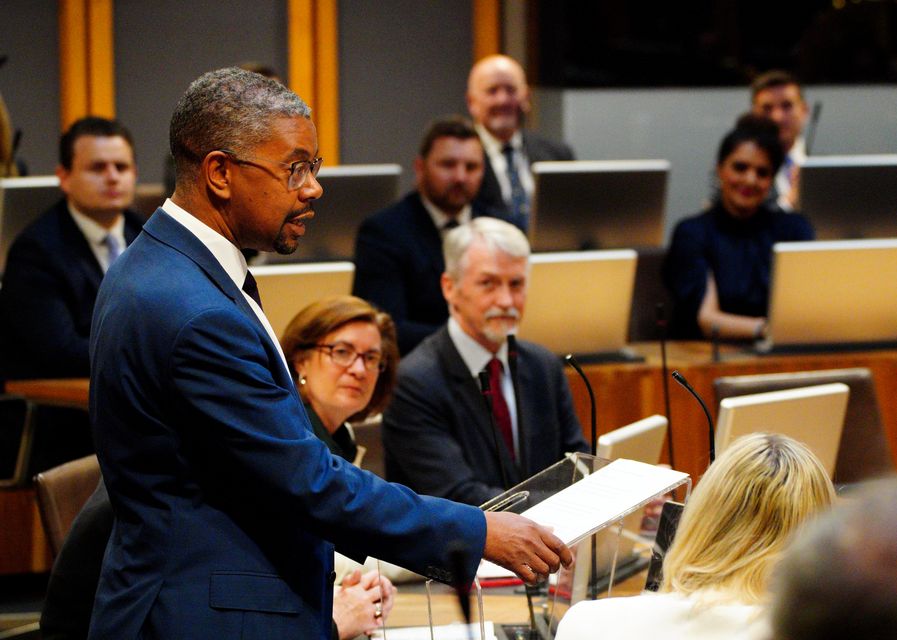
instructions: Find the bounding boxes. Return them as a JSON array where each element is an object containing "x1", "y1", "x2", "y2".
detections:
[
  {"x1": 0, "y1": 394, "x2": 34, "y2": 488},
  {"x1": 628, "y1": 247, "x2": 673, "y2": 342},
  {"x1": 350, "y1": 414, "x2": 385, "y2": 479},
  {"x1": 714, "y1": 368, "x2": 894, "y2": 485},
  {"x1": 34, "y1": 454, "x2": 101, "y2": 557}
]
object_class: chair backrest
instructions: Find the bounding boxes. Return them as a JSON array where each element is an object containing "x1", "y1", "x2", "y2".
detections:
[
  {"x1": 628, "y1": 247, "x2": 672, "y2": 342},
  {"x1": 350, "y1": 414, "x2": 385, "y2": 479},
  {"x1": 34, "y1": 454, "x2": 101, "y2": 557},
  {"x1": 714, "y1": 368, "x2": 894, "y2": 485},
  {"x1": 0, "y1": 394, "x2": 34, "y2": 488}
]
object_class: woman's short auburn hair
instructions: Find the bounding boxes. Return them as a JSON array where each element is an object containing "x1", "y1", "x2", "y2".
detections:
[
  {"x1": 661, "y1": 432, "x2": 835, "y2": 605},
  {"x1": 280, "y1": 295, "x2": 399, "y2": 419}
]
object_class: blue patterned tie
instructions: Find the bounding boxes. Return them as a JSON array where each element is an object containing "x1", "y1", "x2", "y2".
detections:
[
  {"x1": 104, "y1": 234, "x2": 123, "y2": 267},
  {"x1": 503, "y1": 144, "x2": 529, "y2": 221}
]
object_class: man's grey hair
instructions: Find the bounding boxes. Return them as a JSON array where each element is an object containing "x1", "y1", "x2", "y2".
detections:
[
  {"x1": 770, "y1": 477, "x2": 897, "y2": 640},
  {"x1": 443, "y1": 217, "x2": 530, "y2": 281},
  {"x1": 169, "y1": 67, "x2": 311, "y2": 187}
]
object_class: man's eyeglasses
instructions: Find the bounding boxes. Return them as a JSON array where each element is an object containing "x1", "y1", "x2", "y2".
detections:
[
  {"x1": 221, "y1": 149, "x2": 323, "y2": 190},
  {"x1": 303, "y1": 342, "x2": 385, "y2": 372}
]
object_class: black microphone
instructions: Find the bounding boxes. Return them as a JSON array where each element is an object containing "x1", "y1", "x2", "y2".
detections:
[
  {"x1": 564, "y1": 354, "x2": 596, "y2": 457},
  {"x1": 505, "y1": 334, "x2": 527, "y2": 472},
  {"x1": 656, "y1": 303, "x2": 674, "y2": 467},
  {"x1": 805, "y1": 101, "x2": 823, "y2": 156},
  {"x1": 478, "y1": 370, "x2": 511, "y2": 490},
  {"x1": 671, "y1": 370, "x2": 715, "y2": 465}
]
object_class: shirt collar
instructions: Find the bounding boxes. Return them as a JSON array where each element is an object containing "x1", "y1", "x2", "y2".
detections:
[
  {"x1": 67, "y1": 203, "x2": 125, "y2": 248},
  {"x1": 420, "y1": 193, "x2": 472, "y2": 233},
  {"x1": 475, "y1": 123, "x2": 523, "y2": 156},
  {"x1": 161, "y1": 198, "x2": 248, "y2": 290},
  {"x1": 788, "y1": 136, "x2": 807, "y2": 163},
  {"x1": 447, "y1": 316, "x2": 509, "y2": 378}
]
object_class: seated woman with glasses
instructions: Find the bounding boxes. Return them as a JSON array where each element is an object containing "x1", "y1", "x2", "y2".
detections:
[
  {"x1": 555, "y1": 432, "x2": 835, "y2": 640},
  {"x1": 281, "y1": 294, "x2": 401, "y2": 639}
]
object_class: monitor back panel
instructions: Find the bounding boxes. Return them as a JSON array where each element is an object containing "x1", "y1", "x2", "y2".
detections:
[
  {"x1": 0, "y1": 176, "x2": 62, "y2": 274},
  {"x1": 716, "y1": 382, "x2": 850, "y2": 476},
  {"x1": 262, "y1": 164, "x2": 401, "y2": 263},
  {"x1": 596, "y1": 414, "x2": 668, "y2": 464},
  {"x1": 530, "y1": 160, "x2": 669, "y2": 252},
  {"x1": 800, "y1": 155, "x2": 897, "y2": 240},
  {"x1": 517, "y1": 250, "x2": 637, "y2": 355},
  {"x1": 766, "y1": 239, "x2": 897, "y2": 348},
  {"x1": 252, "y1": 262, "x2": 355, "y2": 339}
]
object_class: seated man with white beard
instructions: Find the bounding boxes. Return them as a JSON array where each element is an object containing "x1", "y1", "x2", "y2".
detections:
[{"x1": 382, "y1": 217, "x2": 587, "y2": 505}]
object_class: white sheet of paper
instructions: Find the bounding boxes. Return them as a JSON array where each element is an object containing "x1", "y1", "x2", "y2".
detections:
[
  {"x1": 521, "y1": 459, "x2": 687, "y2": 545},
  {"x1": 477, "y1": 459, "x2": 688, "y2": 578}
]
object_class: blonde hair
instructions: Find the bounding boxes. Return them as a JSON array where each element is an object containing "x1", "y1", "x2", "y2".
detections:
[
  {"x1": 280, "y1": 295, "x2": 398, "y2": 419},
  {"x1": 661, "y1": 432, "x2": 835, "y2": 604}
]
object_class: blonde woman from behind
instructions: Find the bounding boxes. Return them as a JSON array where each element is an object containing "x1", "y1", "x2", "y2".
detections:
[{"x1": 556, "y1": 432, "x2": 835, "y2": 640}]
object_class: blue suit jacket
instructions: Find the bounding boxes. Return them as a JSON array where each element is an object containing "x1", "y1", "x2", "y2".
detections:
[
  {"x1": 352, "y1": 191, "x2": 524, "y2": 355},
  {"x1": 383, "y1": 326, "x2": 588, "y2": 506},
  {"x1": 89, "y1": 209, "x2": 486, "y2": 639},
  {"x1": 0, "y1": 199, "x2": 143, "y2": 379}
]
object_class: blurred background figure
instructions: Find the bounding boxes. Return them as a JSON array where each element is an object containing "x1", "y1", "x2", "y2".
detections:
[
  {"x1": 770, "y1": 477, "x2": 897, "y2": 640},
  {"x1": 664, "y1": 116, "x2": 814, "y2": 341}
]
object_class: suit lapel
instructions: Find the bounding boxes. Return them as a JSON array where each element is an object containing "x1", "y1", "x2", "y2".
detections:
[
  {"x1": 55, "y1": 203, "x2": 104, "y2": 290},
  {"x1": 409, "y1": 194, "x2": 445, "y2": 277},
  {"x1": 142, "y1": 210, "x2": 262, "y2": 330},
  {"x1": 436, "y1": 329, "x2": 522, "y2": 487}
]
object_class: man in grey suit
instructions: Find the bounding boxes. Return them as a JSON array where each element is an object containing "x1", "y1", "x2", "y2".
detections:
[
  {"x1": 466, "y1": 55, "x2": 574, "y2": 226},
  {"x1": 383, "y1": 217, "x2": 588, "y2": 506}
]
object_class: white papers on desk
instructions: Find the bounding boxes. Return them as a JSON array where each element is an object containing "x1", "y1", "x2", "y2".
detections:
[
  {"x1": 371, "y1": 621, "x2": 495, "y2": 639},
  {"x1": 522, "y1": 458, "x2": 687, "y2": 545}
]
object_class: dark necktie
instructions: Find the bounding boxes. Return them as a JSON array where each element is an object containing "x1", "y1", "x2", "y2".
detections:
[
  {"x1": 502, "y1": 143, "x2": 528, "y2": 221},
  {"x1": 486, "y1": 357, "x2": 515, "y2": 460},
  {"x1": 242, "y1": 271, "x2": 263, "y2": 310},
  {"x1": 443, "y1": 219, "x2": 460, "y2": 232}
]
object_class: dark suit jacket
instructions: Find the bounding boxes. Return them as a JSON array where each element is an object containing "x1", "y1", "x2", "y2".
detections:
[
  {"x1": 0, "y1": 199, "x2": 143, "y2": 379},
  {"x1": 88, "y1": 209, "x2": 485, "y2": 639},
  {"x1": 382, "y1": 326, "x2": 588, "y2": 506},
  {"x1": 352, "y1": 191, "x2": 524, "y2": 355},
  {"x1": 474, "y1": 130, "x2": 575, "y2": 221}
]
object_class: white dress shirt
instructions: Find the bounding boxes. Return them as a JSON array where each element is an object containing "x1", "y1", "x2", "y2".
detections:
[
  {"x1": 476, "y1": 124, "x2": 534, "y2": 205},
  {"x1": 67, "y1": 204, "x2": 127, "y2": 273},
  {"x1": 447, "y1": 317, "x2": 520, "y2": 457},
  {"x1": 161, "y1": 198, "x2": 289, "y2": 373}
]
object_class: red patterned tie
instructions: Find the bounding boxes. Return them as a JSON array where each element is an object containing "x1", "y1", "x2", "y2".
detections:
[{"x1": 487, "y1": 358, "x2": 515, "y2": 460}]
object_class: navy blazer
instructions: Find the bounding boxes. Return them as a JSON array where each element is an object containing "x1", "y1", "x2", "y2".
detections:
[
  {"x1": 352, "y1": 191, "x2": 524, "y2": 355},
  {"x1": 88, "y1": 210, "x2": 486, "y2": 639},
  {"x1": 383, "y1": 326, "x2": 588, "y2": 506},
  {"x1": 0, "y1": 199, "x2": 143, "y2": 379},
  {"x1": 474, "y1": 130, "x2": 574, "y2": 221}
]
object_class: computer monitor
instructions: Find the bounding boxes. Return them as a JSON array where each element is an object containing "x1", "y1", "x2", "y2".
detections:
[
  {"x1": 530, "y1": 159, "x2": 669, "y2": 252},
  {"x1": 261, "y1": 164, "x2": 401, "y2": 263},
  {"x1": 759, "y1": 239, "x2": 897, "y2": 352},
  {"x1": 251, "y1": 262, "x2": 355, "y2": 339},
  {"x1": 597, "y1": 415, "x2": 668, "y2": 464},
  {"x1": 517, "y1": 249, "x2": 638, "y2": 361},
  {"x1": 716, "y1": 382, "x2": 850, "y2": 477},
  {"x1": 799, "y1": 154, "x2": 897, "y2": 240},
  {"x1": 0, "y1": 176, "x2": 61, "y2": 274}
]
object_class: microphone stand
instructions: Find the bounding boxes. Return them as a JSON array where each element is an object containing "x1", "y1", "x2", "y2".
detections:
[
  {"x1": 563, "y1": 354, "x2": 600, "y2": 600},
  {"x1": 671, "y1": 370, "x2": 716, "y2": 465},
  {"x1": 655, "y1": 303, "x2": 674, "y2": 467}
]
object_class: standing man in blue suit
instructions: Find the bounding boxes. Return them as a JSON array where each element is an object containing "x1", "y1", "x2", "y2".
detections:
[
  {"x1": 466, "y1": 55, "x2": 574, "y2": 225},
  {"x1": 383, "y1": 217, "x2": 588, "y2": 506},
  {"x1": 89, "y1": 68, "x2": 571, "y2": 640},
  {"x1": 353, "y1": 116, "x2": 524, "y2": 355}
]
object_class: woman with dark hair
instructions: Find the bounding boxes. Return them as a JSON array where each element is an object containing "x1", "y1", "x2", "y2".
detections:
[{"x1": 664, "y1": 116, "x2": 814, "y2": 340}]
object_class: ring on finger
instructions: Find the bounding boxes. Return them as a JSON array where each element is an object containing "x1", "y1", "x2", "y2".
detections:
[{"x1": 374, "y1": 602, "x2": 383, "y2": 618}]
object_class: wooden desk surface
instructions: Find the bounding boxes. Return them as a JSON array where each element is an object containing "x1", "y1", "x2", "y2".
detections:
[
  {"x1": 569, "y1": 342, "x2": 897, "y2": 483},
  {"x1": 4, "y1": 378, "x2": 89, "y2": 409}
]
